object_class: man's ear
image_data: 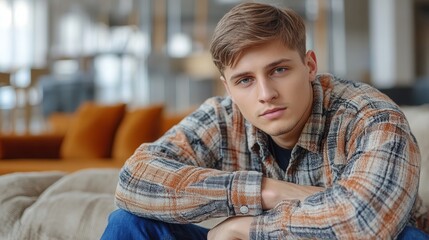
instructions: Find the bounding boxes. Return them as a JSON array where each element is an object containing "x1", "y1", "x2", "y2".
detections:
[{"x1": 306, "y1": 50, "x2": 318, "y2": 81}]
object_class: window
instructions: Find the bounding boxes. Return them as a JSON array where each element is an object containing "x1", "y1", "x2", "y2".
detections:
[{"x1": 0, "y1": 0, "x2": 47, "y2": 70}]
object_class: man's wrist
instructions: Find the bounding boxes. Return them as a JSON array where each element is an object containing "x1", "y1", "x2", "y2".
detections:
[
  {"x1": 208, "y1": 216, "x2": 253, "y2": 240},
  {"x1": 229, "y1": 217, "x2": 253, "y2": 239},
  {"x1": 261, "y1": 177, "x2": 324, "y2": 210},
  {"x1": 261, "y1": 178, "x2": 284, "y2": 210}
]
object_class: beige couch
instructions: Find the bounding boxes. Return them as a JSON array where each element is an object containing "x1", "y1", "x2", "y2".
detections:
[{"x1": 0, "y1": 105, "x2": 428, "y2": 239}]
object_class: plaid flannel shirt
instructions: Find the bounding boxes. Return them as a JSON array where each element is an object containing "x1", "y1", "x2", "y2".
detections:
[{"x1": 115, "y1": 74, "x2": 421, "y2": 239}]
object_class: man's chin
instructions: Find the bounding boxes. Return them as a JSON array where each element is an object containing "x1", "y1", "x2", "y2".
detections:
[{"x1": 260, "y1": 126, "x2": 291, "y2": 137}]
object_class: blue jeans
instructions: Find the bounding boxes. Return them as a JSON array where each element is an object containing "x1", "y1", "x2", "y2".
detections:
[
  {"x1": 102, "y1": 209, "x2": 428, "y2": 240},
  {"x1": 101, "y1": 209, "x2": 209, "y2": 240},
  {"x1": 397, "y1": 225, "x2": 429, "y2": 240}
]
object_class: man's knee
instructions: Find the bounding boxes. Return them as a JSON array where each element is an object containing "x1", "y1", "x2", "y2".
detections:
[{"x1": 107, "y1": 208, "x2": 143, "y2": 226}]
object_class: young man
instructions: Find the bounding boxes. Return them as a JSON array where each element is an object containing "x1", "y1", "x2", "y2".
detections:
[{"x1": 102, "y1": 2, "x2": 427, "y2": 239}]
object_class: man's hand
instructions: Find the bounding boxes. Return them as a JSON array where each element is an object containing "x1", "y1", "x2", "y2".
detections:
[
  {"x1": 262, "y1": 177, "x2": 324, "y2": 210},
  {"x1": 207, "y1": 216, "x2": 253, "y2": 240}
]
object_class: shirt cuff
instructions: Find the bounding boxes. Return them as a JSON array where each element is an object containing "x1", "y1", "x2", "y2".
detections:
[
  {"x1": 228, "y1": 171, "x2": 263, "y2": 216},
  {"x1": 250, "y1": 200, "x2": 300, "y2": 239}
]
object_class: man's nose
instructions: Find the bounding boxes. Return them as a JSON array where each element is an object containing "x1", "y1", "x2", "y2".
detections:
[{"x1": 257, "y1": 77, "x2": 278, "y2": 103}]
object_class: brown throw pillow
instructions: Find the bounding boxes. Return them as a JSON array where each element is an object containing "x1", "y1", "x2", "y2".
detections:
[
  {"x1": 60, "y1": 102, "x2": 126, "y2": 159},
  {"x1": 112, "y1": 104, "x2": 164, "y2": 162}
]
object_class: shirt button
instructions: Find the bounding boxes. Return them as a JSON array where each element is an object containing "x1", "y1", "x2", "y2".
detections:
[{"x1": 240, "y1": 205, "x2": 249, "y2": 214}]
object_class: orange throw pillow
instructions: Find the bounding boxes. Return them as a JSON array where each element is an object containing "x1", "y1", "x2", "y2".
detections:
[
  {"x1": 47, "y1": 112, "x2": 75, "y2": 135},
  {"x1": 60, "y1": 102, "x2": 126, "y2": 159},
  {"x1": 112, "y1": 104, "x2": 164, "y2": 161}
]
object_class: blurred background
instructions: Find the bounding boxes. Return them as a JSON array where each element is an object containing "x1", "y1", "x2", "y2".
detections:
[{"x1": 0, "y1": 0, "x2": 428, "y2": 134}]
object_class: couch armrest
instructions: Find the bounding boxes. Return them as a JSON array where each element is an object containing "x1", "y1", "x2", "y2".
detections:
[{"x1": 0, "y1": 134, "x2": 64, "y2": 159}]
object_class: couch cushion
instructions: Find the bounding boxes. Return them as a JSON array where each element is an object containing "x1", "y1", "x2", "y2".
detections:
[
  {"x1": 112, "y1": 104, "x2": 164, "y2": 161},
  {"x1": 60, "y1": 102, "x2": 126, "y2": 159},
  {"x1": 3, "y1": 169, "x2": 119, "y2": 240},
  {"x1": 0, "y1": 171, "x2": 65, "y2": 239}
]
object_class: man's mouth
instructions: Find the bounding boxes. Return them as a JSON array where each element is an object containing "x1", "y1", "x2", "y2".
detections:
[{"x1": 260, "y1": 107, "x2": 286, "y2": 119}]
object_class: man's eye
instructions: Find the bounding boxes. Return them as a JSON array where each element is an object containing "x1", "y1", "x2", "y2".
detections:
[
  {"x1": 237, "y1": 78, "x2": 252, "y2": 85},
  {"x1": 273, "y1": 67, "x2": 287, "y2": 74}
]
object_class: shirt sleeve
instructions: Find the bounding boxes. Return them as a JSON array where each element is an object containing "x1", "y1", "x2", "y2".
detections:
[
  {"x1": 250, "y1": 109, "x2": 421, "y2": 239},
  {"x1": 115, "y1": 98, "x2": 263, "y2": 223}
]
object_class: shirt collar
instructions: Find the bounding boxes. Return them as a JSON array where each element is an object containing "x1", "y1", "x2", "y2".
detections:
[
  {"x1": 295, "y1": 75, "x2": 327, "y2": 153},
  {"x1": 246, "y1": 121, "x2": 267, "y2": 154}
]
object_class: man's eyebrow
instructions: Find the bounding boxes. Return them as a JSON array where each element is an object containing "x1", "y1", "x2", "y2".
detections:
[{"x1": 264, "y1": 58, "x2": 292, "y2": 69}]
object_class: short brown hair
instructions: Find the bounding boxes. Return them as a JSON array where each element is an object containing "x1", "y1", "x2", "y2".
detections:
[{"x1": 210, "y1": 2, "x2": 306, "y2": 74}]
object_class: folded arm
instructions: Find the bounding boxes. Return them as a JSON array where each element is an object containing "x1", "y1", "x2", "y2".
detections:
[
  {"x1": 115, "y1": 98, "x2": 264, "y2": 223},
  {"x1": 208, "y1": 179, "x2": 324, "y2": 239}
]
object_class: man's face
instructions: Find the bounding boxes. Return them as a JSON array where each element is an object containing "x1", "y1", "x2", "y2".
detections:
[{"x1": 222, "y1": 39, "x2": 317, "y2": 148}]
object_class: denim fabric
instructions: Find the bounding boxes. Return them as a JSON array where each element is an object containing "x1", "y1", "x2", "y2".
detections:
[
  {"x1": 102, "y1": 209, "x2": 429, "y2": 240},
  {"x1": 101, "y1": 209, "x2": 209, "y2": 240},
  {"x1": 397, "y1": 226, "x2": 429, "y2": 240}
]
